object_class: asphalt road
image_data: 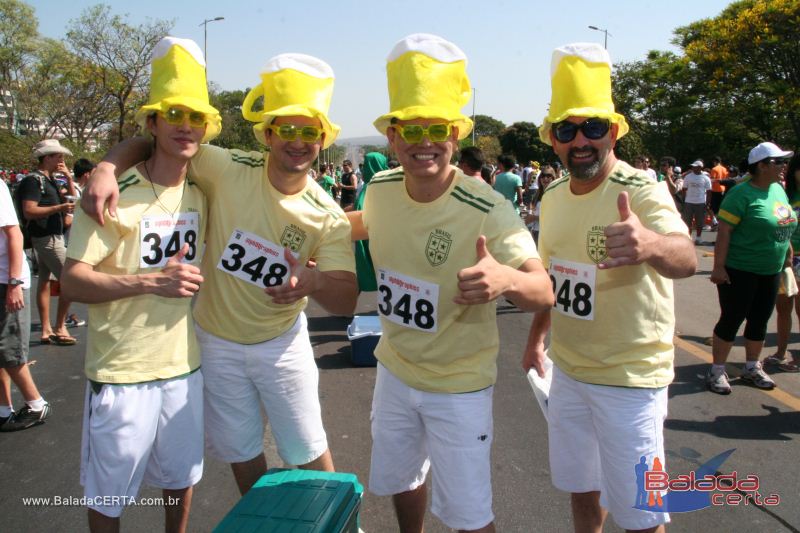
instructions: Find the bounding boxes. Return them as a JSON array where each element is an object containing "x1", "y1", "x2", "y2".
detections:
[{"x1": 1, "y1": 233, "x2": 799, "y2": 532}]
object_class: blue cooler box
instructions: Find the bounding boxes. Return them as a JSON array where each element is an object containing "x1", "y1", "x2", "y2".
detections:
[
  {"x1": 347, "y1": 315, "x2": 382, "y2": 367},
  {"x1": 213, "y1": 468, "x2": 363, "y2": 533}
]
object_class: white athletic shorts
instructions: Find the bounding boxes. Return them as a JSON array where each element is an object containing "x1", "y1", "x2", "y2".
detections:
[
  {"x1": 80, "y1": 370, "x2": 204, "y2": 518},
  {"x1": 548, "y1": 366, "x2": 670, "y2": 530},
  {"x1": 369, "y1": 363, "x2": 494, "y2": 531},
  {"x1": 197, "y1": 313, "x2": 328, "y2": 465}
]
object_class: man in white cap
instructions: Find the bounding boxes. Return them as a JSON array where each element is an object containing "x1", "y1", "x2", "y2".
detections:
[
  {"x1": 348, "y1": 33, "x2": 553, "y2": 533},
  {"x1": 17, "y1": 139, "x2": 78, "y2": 345},
  {"x1": 62, "y1": 36, "x2": 216, "y2": 532},
  {"x1": 682, "y1": 160, "x2": 712, "y2": 244},
  {"x1": 522, "y1": 43, "x2": 696, "y2": 532},
  {"x1": 81, "y1": 53, "x2": 357, "y2": 496}
]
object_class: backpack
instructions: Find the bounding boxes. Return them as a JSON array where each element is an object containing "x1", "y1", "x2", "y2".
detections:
[{"x1": 13, "y1": 172, "x2": 47, "y2": 250}]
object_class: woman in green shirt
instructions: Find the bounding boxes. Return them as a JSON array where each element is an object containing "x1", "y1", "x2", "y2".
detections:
[{"x1": 708, "y1": 142, "x2": 796, "y2": 394}]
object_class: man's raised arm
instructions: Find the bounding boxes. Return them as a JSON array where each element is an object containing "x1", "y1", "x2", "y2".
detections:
[{"x1": 81, "y1": 137, "x2": 152, "y2": 225}]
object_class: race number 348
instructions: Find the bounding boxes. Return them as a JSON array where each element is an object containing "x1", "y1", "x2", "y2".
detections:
[
  {"x1": 548, "y1": 258, "x2": 596, "y2": 321},
  {"x1": 376, "y1": 268, "x2": 439, "y2": 332},
  {"x1": 217, "y1": 229, "x2": 295, "y2": 288},
  {"x1": 139, "y1": 213, "x2": 199, "y2": 268}
]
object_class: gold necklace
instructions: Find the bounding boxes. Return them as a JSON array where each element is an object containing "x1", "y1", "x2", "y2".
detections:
[{"x1": 142, "y1": 159, "x2": 186, "y2": 217}]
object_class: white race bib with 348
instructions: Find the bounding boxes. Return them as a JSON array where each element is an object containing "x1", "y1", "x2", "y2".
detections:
[
  {"x1": 217, "y1": 229, "x2": 296, "y2": 288},
  {"x1": 139, "y1": 212, "x2": 199, "y2": 268},
  {"x1": 376, "y1": 268, "x2": 439, "y2": 332},
  {"x1": 548, "y1": 257, "x2": 596, "y2": 321}
]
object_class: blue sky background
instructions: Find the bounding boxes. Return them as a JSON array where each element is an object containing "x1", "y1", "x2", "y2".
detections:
[{"x1": 27, "y1": 0, "x2": 733, "y2": 139}]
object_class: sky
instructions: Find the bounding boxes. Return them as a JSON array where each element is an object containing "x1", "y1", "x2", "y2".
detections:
[{"x1": 26, "y1": 0, "x2": 734, "y2": 140}]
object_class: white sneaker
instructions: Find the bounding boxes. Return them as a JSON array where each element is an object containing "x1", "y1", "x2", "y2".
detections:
[
  {"x1": 706, "y1": 369, "x2": 731, "y2": 395},
  {"x1": 740, "y1": 362, "x2": 776, "y2": 390}
]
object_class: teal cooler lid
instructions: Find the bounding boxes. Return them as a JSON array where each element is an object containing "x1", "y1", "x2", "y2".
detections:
[{"x1": 214, "y1": 468, "x2": 363, "y2": 532}]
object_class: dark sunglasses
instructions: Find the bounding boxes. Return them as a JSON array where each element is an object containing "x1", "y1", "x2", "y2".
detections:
[
  {"x1": 766, "y1": 158, "x2": 789, "y2": 166},
  {"x1": 553, "y1": 118, "x2": 610, "y2": 143}
]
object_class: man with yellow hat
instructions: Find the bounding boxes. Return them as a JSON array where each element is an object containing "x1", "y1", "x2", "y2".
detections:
[
  {"x1": 82, "y1": 53, "x2": 357, "y2": 497},
  {"x1": 62, "y1": 36, "x2": 215, "y2": 532},
  {"x1": 522, "y1": 42, "x2": 696, "y2": 532},
  {"x1": 348, "y1": 33, "x2": 552, "y2": 533}
]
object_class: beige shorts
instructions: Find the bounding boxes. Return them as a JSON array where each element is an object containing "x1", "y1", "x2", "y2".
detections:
[{"x1": 31, "y1": 234, "x2": 66, "y2": 281}]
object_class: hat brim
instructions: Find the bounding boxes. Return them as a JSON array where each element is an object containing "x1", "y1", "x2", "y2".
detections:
[
  {"x1": 373, "y1": 106, "x2": 473, "y2": 140},
  {"x1": 32, "y1": 146, "x2": 73, "y2": 159},
  {"x1": 135, "y1": 96, "x2": 222, "y2": 143},
  {"x1": 538, "y1": 107, "x2": 628, "y2": 146},
  {"x1": 252, "y1": 105, "x2": 340, "y2": 149}
]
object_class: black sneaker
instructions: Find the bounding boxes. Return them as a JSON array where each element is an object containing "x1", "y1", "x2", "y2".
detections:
[{"x1": 0, "y1": 403, "x2": 51, "y2": 432}]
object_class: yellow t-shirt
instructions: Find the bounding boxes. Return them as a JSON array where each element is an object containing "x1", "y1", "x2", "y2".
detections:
[
  {"x1": 363, "y1": 166, "x2": 539, "y2": 393},
  {"x1": 188, "y1": 145, "x2": 355, "y2": 344},
  {"x1": 67, "y1": 168, "x2": 206, "y2": 383},
  {"x1": 539, "y1": 161, "x2": 689, "y2": 388}
]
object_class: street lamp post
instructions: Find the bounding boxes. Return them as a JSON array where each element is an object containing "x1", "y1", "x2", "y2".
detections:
[
  {"x1": 471, "y1": 87, "x2": 476, "y2": 145},
  {"x1": 588, "y1": 25, "x2": 611, "y2": 49},
  {"x1": 200, "y1": 17, "x2": 225, "y2": 75}
]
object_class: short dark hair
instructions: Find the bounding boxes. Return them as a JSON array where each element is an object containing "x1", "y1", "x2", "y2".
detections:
[
  {"x1": 343, "y1": 159, "x2": 352, "y2": 167},
  {"x1": 73, "y1": 158, "x2": 95, "y2": 177},
  {"x1": 712, "y1": 156, "x2": 722, "y2": 165},
  {"x1": 497, "y1": 154, "x2": 516, "y2": 171},
  {"x1": 458, "y1": 146, "x2": 485, "y2": 172},
  {"x1": 660, "y1": 156, "x2": 676, "y2": 167},
  {"x1": 480, "y1": 165, "x2": 493, "y2": 185}
]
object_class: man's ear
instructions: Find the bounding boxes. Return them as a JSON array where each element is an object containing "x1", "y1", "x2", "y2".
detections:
[{"x1": 609, "y1": 122, "x2": 620, "y2": 147}]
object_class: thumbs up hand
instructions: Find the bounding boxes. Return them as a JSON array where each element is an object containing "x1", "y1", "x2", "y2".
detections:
[
  {"x1": 265, "y1": 248, "x2": 319, "y2": 304},
  {"x1": 154, "y1": 243, "x2": 204, "y2": 297},
  {"x1": 454, "y1": 235, "x2": 509, "y2": 305},
  {"x1": 599, "y1": 191, "x2": 656, "y2": 269}
]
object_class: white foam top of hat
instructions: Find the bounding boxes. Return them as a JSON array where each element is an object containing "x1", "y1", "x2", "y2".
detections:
[
  {"x1": 551, "y1": 42, "x2": 610, "y2": 76},
  {"x1": 262, "y1": 53, "x2": 334, "y2": 79},
  {"x1": 387, "y1": 33, "x2": 466, "y2": 64},
  {"x1": 152, "y1": 36, "x2": 205, "y2": 67}
]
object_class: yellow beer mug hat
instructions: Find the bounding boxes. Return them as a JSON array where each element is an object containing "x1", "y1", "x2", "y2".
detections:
[
  {"x1": 241, "y1": 54, "x2": 340, "y2": 149},
  {"x1": 135, "y1": 36, "x2": 221, "y2": 143},
  {"x1": 374, "y1": 33, "x2": 473, "y2": 140},
  {"x1": 539, "y1": 42, "x2": 628, "y2": 145}
]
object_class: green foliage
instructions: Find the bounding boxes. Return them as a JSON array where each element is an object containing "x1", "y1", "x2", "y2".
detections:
[
  {"x1": 65, "y1": 4, "x2": 173, "y2": 142},
  {"x1": 209, "y1": 88, "x2": 261, "y2": 152},
  {"x1": 472, "y1": 114, "x2": 506, "y2": 138},
  {"x1": 498, "y1": 122, "x2": 550, "y2": 165},
  {"x1": 0, "y1": 0, "x2": 38, "y2": 131}
]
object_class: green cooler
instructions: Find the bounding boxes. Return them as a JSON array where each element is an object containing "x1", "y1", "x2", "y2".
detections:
[{"x1": 213, "y1": 468, "x2": 363, "y2": 532}]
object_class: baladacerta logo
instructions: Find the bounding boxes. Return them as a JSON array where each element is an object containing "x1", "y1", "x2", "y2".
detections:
[{"x1": 634, "y1": 449, "x2": 780, "y2": 512}]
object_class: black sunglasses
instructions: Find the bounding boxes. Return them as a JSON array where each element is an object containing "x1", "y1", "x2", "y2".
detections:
[{"x1": 553, "y1": 118, "x2": 611, "y2": 143}]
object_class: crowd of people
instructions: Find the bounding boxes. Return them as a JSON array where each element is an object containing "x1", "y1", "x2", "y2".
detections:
[{"x1": 0, "y1": 30, "x2": 796, "y2": 533}]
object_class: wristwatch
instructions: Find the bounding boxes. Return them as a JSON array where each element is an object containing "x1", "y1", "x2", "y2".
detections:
[{"x1": 7, "y1": 278, "x2": 24, "y2": 287}]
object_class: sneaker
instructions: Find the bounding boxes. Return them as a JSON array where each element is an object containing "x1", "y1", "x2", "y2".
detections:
[
  {"x1": 706, "y1": 369, "x2": 731, "y2": 395},
  {"x1": 694, "y1": 237, "x2": 701, "y2": 245},
  {"x1": 702, "y1": 225, "x2": 712, "y2": 231},
  {"x1": 0, "y1": 403, "x2": 51, "y2": 432},
  {"x1": 740, "y1": 362, "x2": 775, "y2": 390},
  {"x1": 66, "y1": 315, "x2": 86, "y2": 327}
]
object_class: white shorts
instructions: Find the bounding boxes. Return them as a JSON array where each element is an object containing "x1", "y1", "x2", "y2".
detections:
[
  {"x1": 548, "y1": 366, "x2": 670, "y2": 530},
  {"x1": 369, "y1": 364, "x2": 494, "y2": 531},
  {"x1": 80, "y1": 371, "x2": 204, "y2": 518},
  {"x1": 197, "y1": 313, "x2": 328, "y2": 465}
]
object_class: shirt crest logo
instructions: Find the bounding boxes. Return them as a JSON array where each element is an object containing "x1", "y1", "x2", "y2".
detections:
[
  {"x1": 586, "y1": 226, "x2": 608, "y2": 264},
  {"x1": 280, "y1": 224, "x2": 306, "y2": 252},
  {"x1": 426, "y1": 230, "x2": 452, "y2": 266}
]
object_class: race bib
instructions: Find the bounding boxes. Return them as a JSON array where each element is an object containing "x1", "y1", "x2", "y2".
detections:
[
  {"x1": 549, "y1": 257, "x2": 596, "y2": 321},
  {"x1": 139, "y1": 212, "x2": 199, "y2": 268},
  {"x1": 377, "y1": 268, "x2": 439, "y2": 332},
  {"x1": 217, "y1": 229, "x2": 296, "y2": 288}
]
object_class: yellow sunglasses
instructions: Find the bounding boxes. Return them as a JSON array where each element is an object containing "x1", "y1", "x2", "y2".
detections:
[
  {"x1": 394, "y1": 123, "x2": 453, "y2": 144},
  {"x1": 160, "y1": 107, "x2": 208, "y2": 128},
  {"x1": 267, "y1": 124, "x2": 324, "y2": 143}
]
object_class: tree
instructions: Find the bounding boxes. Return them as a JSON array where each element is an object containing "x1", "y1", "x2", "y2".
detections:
[
  {"x1": 475, "y1": 135, "x2": 501, "y2": 164},
  {"x1": 66, "y1": 5, "x2": 172, "y2": 141},
  {"x1": 498, "y1": 122, "x2": 550, "y2": 165},
  {"x1": 19, "y1": 38, "x2": 115, "y2": 149},
  {"x1": 209, "y1": 88, "x2": 261, "y2": 152},
  {"x1": 0, "y1": 0, "x2": 38, "y2": 132},
  {"x1": 472, "y1": 114, "x2": 506, "y2": 139},
  {"x1": 676, "y1": 0, "x2": 800, "y2": 145}
]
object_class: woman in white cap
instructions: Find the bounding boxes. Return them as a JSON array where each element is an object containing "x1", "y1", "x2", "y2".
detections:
[{"x1": 708, "y1": 141, "x2": 796, "y2": 394}]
